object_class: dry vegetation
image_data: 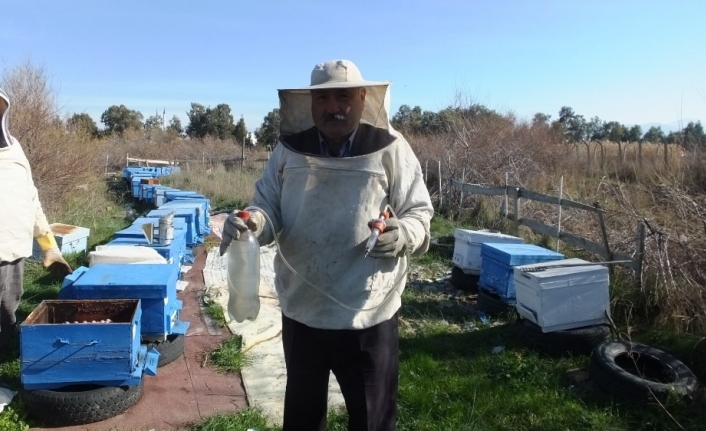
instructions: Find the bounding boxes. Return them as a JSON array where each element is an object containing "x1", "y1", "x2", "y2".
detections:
[
  {"x1": 3, "y1": 61, "x2": 705, "y2": 333},
  {"x1": 407, "y1": 107, "x2": 706, "y2": 332}
]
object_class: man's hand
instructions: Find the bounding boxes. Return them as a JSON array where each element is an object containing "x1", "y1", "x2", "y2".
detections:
[
  {"x1": 42, "y1": 247, "x2": 73, "y2": 279},
  {"x1": 219, "y1": 210, "x2": 263, "y2": 256},
  {"x1": 367, "y1": 217, "x2": 407, "y2": 259}
]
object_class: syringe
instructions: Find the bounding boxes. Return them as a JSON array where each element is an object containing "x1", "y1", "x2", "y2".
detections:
[{"x1": 364, "y1": 211, "x2": 390, "y2": 258}]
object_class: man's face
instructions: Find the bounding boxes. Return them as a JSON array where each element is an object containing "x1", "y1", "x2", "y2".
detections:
[{"x1": 311, "y1": 87, "x2": 366, "y2": 142}]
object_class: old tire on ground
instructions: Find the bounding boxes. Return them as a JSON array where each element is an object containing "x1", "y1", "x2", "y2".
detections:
[
  {"x1": 144, "y1": 334, "x2": 185, "y2": 367},
  {"x1": 589, "y1": 341, "x2": 699, "y2": 402},
  {"x1": 477, "y1": 287, "x2": 515, "y2": 318},
  {"x1": 519, "y1": 319, "x2": 610, "y2": 356},
  {"x1": 450, "y1": 266, "x2": 479, "y2": 293},
  {"x1": 21, "y1": 380, "x2": 144, "y2": 426}
]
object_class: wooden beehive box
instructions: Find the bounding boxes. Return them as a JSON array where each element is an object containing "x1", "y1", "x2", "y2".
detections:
[
  {"x1": 479, "y1": 243, "x2": 564, "y2": 300},
  {"x1": 20, "y1": 299, "x2": 157, "y2": 390},
  {"x1": 61, "y1": 264, "x2": 188, "y2": 339},
  {"x1": 452, "y1": 229, "x2": 524, "y2": 274},
  {"x1": 515, "y1": 258, "x2": 611, "y2": 332}
]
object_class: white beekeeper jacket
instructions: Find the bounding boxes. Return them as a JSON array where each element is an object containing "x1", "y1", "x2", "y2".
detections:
[
  {"x1": 251, "y1": 78, "x2": 434, "y2": 330},
  {"x1": 0, "y1": 88, "x2": 52, "y2": 263}
]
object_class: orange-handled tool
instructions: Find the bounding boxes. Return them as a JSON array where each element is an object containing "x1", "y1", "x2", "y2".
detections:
[{"x1": 365, "y1": 211, "x2": 390, "y2": 258}]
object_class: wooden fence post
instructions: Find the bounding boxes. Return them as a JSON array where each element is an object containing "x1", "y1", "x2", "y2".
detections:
[
  {"x1": 458, "y1": 168, "x2": 466, "y2": 217},
  {"x1": 556, "y1": 176, "x2": 563, "y2": 251},
  {"x1": 504, "y1": 172, "x2": 509, "y2": 219},
  {"x1": 514, "y1": 187, "x2": 521, "y2": 231},
  {"x1": 595, "y1": 202, "x2": 613, "y2": 277},
  {"x1": 437, "y1": 160, "x2": 442, "y2": 211},
  {"x1": 636, "y1": 222, "x2": 646, "y2": 290}
]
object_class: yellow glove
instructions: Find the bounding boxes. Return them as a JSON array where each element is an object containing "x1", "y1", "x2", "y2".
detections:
[{"x1": 36, "y1": 234, "x2": 73, "y2": 279}]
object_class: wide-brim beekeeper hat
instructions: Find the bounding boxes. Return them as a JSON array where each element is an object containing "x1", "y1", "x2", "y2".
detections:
[{"x1": 278, "y1": 59, "x2": 393, "y2": 136}]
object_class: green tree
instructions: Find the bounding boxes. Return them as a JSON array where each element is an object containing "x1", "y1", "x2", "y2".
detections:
[
  {"x1": 67, "y1": 113, "x2": 98, "y2": 137},
  {"x1": 185, "y1": 103, "x2": 209, "y2": 138},
  {"x1": 682, "y1": 121, "x2": 705, "y2": 149},
  {"x1": 254, "y1": 108, "x2": 281, "y2": 150},
  {"x1": 558, "y1": 106, "x2": 576, "y2": 124},
  {"x1": 144, "y1": 114, "x2": 164, "y2": 131},
  {"x1": 532, "y1": 112, "x2": 551, "y2": 127},
  {"x1": 208, "y1": 103, "x2": 235, "y2": 139},
  {"x1": 642, "y1": 126, "x2": 665, "y2": 143},
  {"x1": 391, "y1": 105, "x2": 423, "y2": 133},
  {"x1": 185, "y1": 103, "x2": 235, "y2": 139},
  {"x1": 602, "y1": 121, "x2": 624, "y2": 142},
  {"x1": 166, "y1": 115, "x2": 183, "y2": 136},
  {"x1": 100, "y1": 105, "x2": 143, "y2": 135},
  {"x1": 625, "y1": 124, "x2": 642, "y2": 142},
  {"x1": 233, "y1": 116, "x2": 248, "y2": 144},
  {"x1": 586, "y1": 116, "x2": 604, "y2": 141}
]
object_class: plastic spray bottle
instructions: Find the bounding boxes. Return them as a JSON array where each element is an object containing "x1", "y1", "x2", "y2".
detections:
[{"x1": 226, "y1": 210, "x2": 261, "y2": 322}]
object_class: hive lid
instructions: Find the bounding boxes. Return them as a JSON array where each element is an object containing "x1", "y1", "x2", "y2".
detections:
[
  {"x1": 515, "y1": 258, "x2": 610, "y2": 289},
  {"x1": 481, "y1": 243, "x2": 564, "y2": 265}
]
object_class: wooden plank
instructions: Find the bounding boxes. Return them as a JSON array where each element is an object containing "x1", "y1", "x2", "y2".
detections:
[
  {"x1": 452, "y1": 179, "x2": 507, "y2": 196},
  {"x1": 451, "y1": 180, "x2": 604, "y2": 213},
  {"x1": 519, "y1": 188, "x2": 604, "y2": 213},
  {"x1": 520, "y1": 218, "x2": 609, "y2": 257}
]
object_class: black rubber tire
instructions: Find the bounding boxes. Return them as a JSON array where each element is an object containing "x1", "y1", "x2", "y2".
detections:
[
  {"x1": 477, "y1": 287, "x2": 515, "y2": 318},
  {"x1": 519, "y1": 319, "x2": 610, "y2": 356},
  {"x1": 144, "y1": 334, "x2": 185, "y2": 367},
  {"x1": 450, "y1": 266, "x2": 479, "y2": 293},
  {"x1": 21, "y1": 380, "x2": 144, "y2": 426},
  {"x1": 589, "y1": 341, "x2": 699, "y2": 402}
]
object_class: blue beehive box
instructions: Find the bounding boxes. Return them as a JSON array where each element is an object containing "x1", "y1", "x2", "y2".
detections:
[
  {"x1": 106, "y1": 228, "x2": 187, "y2": 266},
  {"x1": 140, "y1": 183, "x2": 161, "y2": 202},
  {"x1": 130, "y1": 175, "x2": 152, "y2": 198},
  {"x1": 114, "y1": 217, "x2": 188, "y2": 240},
  {"x1": 479, "y1": 243, "x2": 564, "y2": 300},
  {"x1": 62, "y1": 264, "x2": 189, "y2": 339},
  {"x1": 161, "y1": 200, "x2": 210, "y2": 237},
  {"x1": 164, "y1": 190, "x2": 207, "y2": 202},
  {"x1": 147, "y1": 208, "x2": 197, "y2": 246},
  {"x1": 152, "y1": 186, "x2": 178, "y2": 207},
  {"x1": 123, "y1": 166, "x2": 152, "y2": 180},
  {"x1": 20, "y1": 299, "x2": 159, "y2": 390}
]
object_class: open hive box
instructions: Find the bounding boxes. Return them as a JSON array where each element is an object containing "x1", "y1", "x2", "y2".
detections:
[{"x1": 20, "y1": 299, "x2": 158, "y2": 390}]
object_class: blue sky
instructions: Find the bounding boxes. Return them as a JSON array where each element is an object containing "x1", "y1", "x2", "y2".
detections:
[{"x1": 3, "y1": 0, "x2": 704, "y2": 133}]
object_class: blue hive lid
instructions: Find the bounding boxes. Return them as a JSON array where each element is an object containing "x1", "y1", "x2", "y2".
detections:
[
  {"x1": 481, "y1": 243, "x2": 564, "y2": 266},
  {"x1": 71, "y1": 263, "x2": 179, "y2": 297}
]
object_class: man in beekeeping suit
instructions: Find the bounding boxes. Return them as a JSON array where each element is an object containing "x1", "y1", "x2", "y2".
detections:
[
  {"x1": 220, "y1": 60, "x2": 433, "y2": 430},
  {"x1": 0, "y1": 88, "x2": 72, "y2": 354}
]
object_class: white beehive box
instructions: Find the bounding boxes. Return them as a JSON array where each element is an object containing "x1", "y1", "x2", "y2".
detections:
[
  {"x1": 514, "y1": 258, "x2": 610, "y2": 333},
  {"x1": 32, "y1": 223, "x2": 90, "y2": 261},
  {"x1": 452, "y1": 229, "x2": 523, "y2": 274}
]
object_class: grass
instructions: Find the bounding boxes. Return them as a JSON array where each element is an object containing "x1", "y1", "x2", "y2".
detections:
[
  {"x1": 206, "y1": 335, "x2": 250, "y2": 374},
  {"x1": 159, "y1": 164, "x2": 262, "y2": 211},
  {"x1": 203, "y1": 299, "x2": 227, "y2": 328},
  {"x1": 3, "y1": 172, "x2": 705, "y2": 430}
]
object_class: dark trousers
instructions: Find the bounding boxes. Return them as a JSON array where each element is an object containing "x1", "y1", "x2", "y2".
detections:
[
  {"x1": 281, "y1": 312, "x2": 399, "y2": 431},
  {"x1": 0, "y1": 258, "x2": 24, "y2": 345}
]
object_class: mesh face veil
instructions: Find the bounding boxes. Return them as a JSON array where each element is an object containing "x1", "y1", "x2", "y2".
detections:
[{"x1": 0, "y1": 88, "x2": 11, "y2": 147}]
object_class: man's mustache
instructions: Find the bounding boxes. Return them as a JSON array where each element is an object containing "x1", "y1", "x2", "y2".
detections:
[{"x1": 324, "y1": 114, "x2": 347, "y2": 122}]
